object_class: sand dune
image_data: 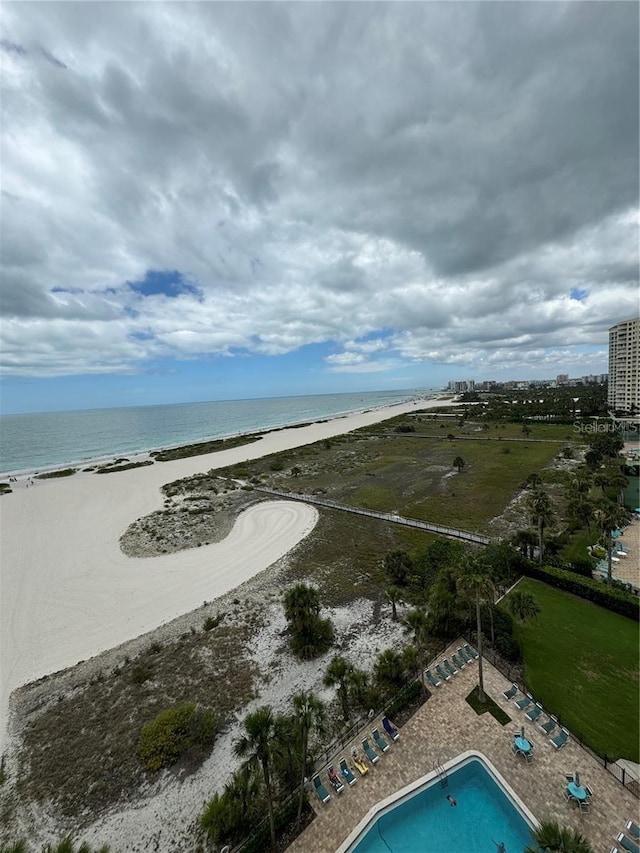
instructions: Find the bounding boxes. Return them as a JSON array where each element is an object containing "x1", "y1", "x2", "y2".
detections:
[{"x1": 0, "y1": 398, "x2": 447, "y2": 749}]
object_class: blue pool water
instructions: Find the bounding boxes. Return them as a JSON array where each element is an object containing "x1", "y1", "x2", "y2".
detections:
[{"x1": 349, "y1": 757, "x2": 533, "y2": 853}]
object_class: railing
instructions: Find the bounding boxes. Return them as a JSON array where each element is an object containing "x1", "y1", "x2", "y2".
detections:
[{"x1": 255, "y1": 487, "x2": 491, "y2": 545}]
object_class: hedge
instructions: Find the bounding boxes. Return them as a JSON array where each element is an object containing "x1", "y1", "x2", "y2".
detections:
[{"x1": 522, "y1": 563, "x2": 639, "y2": 621}]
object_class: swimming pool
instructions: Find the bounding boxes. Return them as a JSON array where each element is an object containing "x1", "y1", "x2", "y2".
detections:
[{"x1": 338, "y1": 752, "x2": 537, "y2": 853}]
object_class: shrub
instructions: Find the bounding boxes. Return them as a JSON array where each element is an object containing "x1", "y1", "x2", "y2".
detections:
[
  {"x1": 138, "y1": 703, "x2": 216, "y2": 771},
  {"x1": 523, "y1": 564, "x2": 639, "y2": 621},
  {"x1": 203, "y1": 614, "x2": 222, "y2": 631},
  {"x1": 130, "y1": 663, "x2": 154, "y2": 685}
]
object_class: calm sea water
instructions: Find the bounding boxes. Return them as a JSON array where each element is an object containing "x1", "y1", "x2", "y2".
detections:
[{"x1": 0, "y1": 390, "x2": 428, "y2": 475}]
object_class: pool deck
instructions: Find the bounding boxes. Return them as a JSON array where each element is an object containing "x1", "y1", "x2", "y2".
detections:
[{"x1": 287, "y1": 645, "x2": 638, "y2": 852}]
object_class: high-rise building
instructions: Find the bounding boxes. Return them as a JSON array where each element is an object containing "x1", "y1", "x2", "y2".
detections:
[{"x1": 608, "y1": 317, "x2": 639, "y2": 413}]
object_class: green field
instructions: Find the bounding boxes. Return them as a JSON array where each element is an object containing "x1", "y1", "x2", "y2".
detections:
[{"x1": 503, "y1": 579, "x2": 639, "y2": 762}]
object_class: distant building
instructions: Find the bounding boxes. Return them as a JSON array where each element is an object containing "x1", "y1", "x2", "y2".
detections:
[
  {"x1": 608, "y1": 317, "x2": 639, "y2": 413},
  {"x1": 447, "y1": 380, "x2": 475, "y2": 393},
  {"x1": 556, "y1": 374, "x2": 569, "y2": 386}
]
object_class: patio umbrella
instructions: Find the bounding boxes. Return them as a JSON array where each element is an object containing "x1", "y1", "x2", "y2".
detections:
[
  {"x1": 521, "y1": 726, "x2": 525, "y2": 740},
  {"x1": 575, "y1": 771, "x2": 580, "y2": 786}
]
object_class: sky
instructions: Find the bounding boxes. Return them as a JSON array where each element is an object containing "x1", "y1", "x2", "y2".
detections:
[{"x1": 1, "y1": 1, "x2": 638, "y2": 414}]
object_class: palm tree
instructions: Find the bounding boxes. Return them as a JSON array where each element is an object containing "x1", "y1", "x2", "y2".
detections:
[
  {"x1": 525, "y1": 819, "x2": 593, "y2": 852},
  {"x1": 594, "y1": 501, "x2": 629, "y2": 585},
  {"x1": 508, "y1": 590, "x2": 541, "y2": 624},
  {"x1": 527, "y1": 488, "x2": 554, "y2": 564},
  {"x1": 402, "y1": 644, "x2": 426, "y2": 695},
  {"x1": 323, "y1": 655, "x2": 351, "y2": 722},
  {"x1": 608, "y1": 470, "x2": 628, "y2": 505},
  {"x1": 385, "y1": 586, "x2": 403, "y2": 621},
  {"x1": 292, "y1": 690, "x2": 325, "y2": 821},
  {"x1": 512, "y1": 528, "x2": 538, "y2": 561},
  {"x1": 346, "y1": 666, "x2": 371, "y2": 712},
  {"x1": 374, "y1": 648, "x2": 406, "y2": 696},
  {"x1": 452, "y1": 456, "x2": 465, "y2": 473},
  {"x1": 234, "y1": 706, "x2": 278, "y2": 852},
  {"x1": 457, "y1": 557, "x2": 495, "y2": 703},
  {"x1": 402, "y1": 608, "x2": 429, "y2": 649}
]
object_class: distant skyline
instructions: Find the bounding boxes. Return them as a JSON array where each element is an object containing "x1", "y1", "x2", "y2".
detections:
[{"x1": 1, "y1": 2, "x2": 638, "y2": 414}]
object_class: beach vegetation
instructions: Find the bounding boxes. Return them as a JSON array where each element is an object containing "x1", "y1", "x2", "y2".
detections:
[
  {"x1": 201, "y1": 765, "x2": 263, "y2": 847},
  {"x1": 0, "y1": 483, "x2": 11, "y2": 494},
  {"x1": 35, "y1": 468, "x2": 77, "y2": 479},
  {"x1": 202, "y1": 614, "x2": 222, "y2": 631},
  {"x1": 234, "y1": 706, "x2": 279, "y2": 852},
  {"x1": 323, "y1": 655, "x2": 351, "y2": 721},
  {"x1": 130, "y1": 663, "x2": 154, "y2": 685},
  {"x1": 452, "y1": 456, "x2": 465, "y2": 472},
  {"x1": 151, "y1": 433, "x2": 261, "y2": 462},
  {"x1": 138, "y1": 702, "x2": 217, "y2": 772},
  {"x1": 283, "y1": 583, "x2": 334, "y2": 659},
  {"x1": 525, "y1": 819, "x2": 593, "y2": 853},
  {"x1": 95, "y1": 460, "x2": 153, "y2": 474},
  {"x1": 385, "y1": 585, "x2": 403, "y2": 620}
]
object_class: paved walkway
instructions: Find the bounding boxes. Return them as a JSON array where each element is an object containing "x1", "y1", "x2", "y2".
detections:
[{"x1": 287, "y1": 644, "x2": 638, "y2": 852}]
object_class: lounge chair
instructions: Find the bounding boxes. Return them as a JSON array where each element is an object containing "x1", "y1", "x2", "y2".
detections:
[
  {"x1": 503, "y1": 683, "x2": 518, "y2": 700},
  {"x1": 515, "y1": 694, "x2": 533, "y2": 711},
  {"x1": 312, "y1": 774, "x2": 331, "y2": 804},
  {"x1": 339, "y1": 757, "x2": 357, "y2": 786},
  {"x1": 526, "y1": 703, "x2": 543, "y2": 722},
  {"x1": 443, "y1": 658, "x2": 458, "y2": 677},
  {"x1": 464, "y1": 643, "x2": 479, "y2": 660},
  {"x1": 457, "y1": 645, "x2": 471, "y2": 664},
  {"x1": 350, "y1": 750, "x2": 369, "y2": 776},
  {"x1": 382, "y1": 716, "x2": 400, "y2": 741},
  {"x1": 550, "y1": 728, "x2": 569, "y2": 749},
  {"x1": 425, "y1": 668, "x2": 442, "y2": 688},
  {"x1": 540, "y1": 716, "x2": 557, "y2": 735},
  {"x1": 627, "y1": 822, "x2": 640, "y2": 842},
  {"x1": 327, "y1": 765, "x2": 344, "y2": 793},
  {"x1": 617, "y1": 833, "x2": 640, "y2": 853},
  {"x1": 452, "y1": 652, "x2": 465, "y2": 669},
  {"x1": 435, "y1": 664, "x2": 450, "y2": 682},
  {"x1": 372, "y1": 728, "x2": 390, "y2": 752},
  {"x1": 362, "y1": 738, "x2": 380, "y2": 764}
]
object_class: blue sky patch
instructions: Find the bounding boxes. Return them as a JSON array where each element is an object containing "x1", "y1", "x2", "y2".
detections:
[
  {"x1": 570, "y1": 287, "x2": 588, "y2": 301},
  {"x1": 127, "y1": 270, "x2": 202, "y2": 300}
]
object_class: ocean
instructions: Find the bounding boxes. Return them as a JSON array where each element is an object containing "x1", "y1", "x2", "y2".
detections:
[{"x1": 0, "y1": 389, "x2": 430, "y2": 476}]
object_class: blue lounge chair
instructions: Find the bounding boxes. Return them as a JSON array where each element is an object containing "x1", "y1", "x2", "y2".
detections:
[
  {"x1": 313, "y1": 774, "x2": 331, "y2": 803},
  {"x1": 526, "y1": 703, "x2": 543, "y2": 722},
  {"x1": 339, "y1": 757, "x2": 356, "y2": 786},
  {"x1": 515, "y1": 694, "x2": 533, "y2": 711},
  {"x1": 425, "y1": 668, "x2": 442, "y2": 688},
  {"x1": 443, "y1": 658, "x2": 458, "y2": 677},
  {"x1": 503, "y1": 683, "x2": 518, "y2": 700},
  {"x1": 539, "y1": 716, "x2": 557, "y2": 735},
  {"x1": 382, "y1": 716, "x2": 400, "y2": 741},
  {"x1": 372, "y1": 728, "x2": 390, "y2": 752},
  {"x1": 435, "y1": 664, "x2": 450, "y2": 682},
  {"x1": 452, "y1": 652, "x2": 465, "y2": 670},
  {"x1": 457, "y1": 645, "x2": 471, "y2": 664},
  {"x1": 464, "y1": 643, "x2": 478, "y2": 660},
  {"x1": 617, "y1": 833, "x2": 640, "y2": 853},
  {"x1": 362, "y1": 738, "x2": 380, "y2": 764},
  {"x1": 550, "y1": 728, "x2": 569, "y2": 749},
  {"x1": 627, "y1": 822, "x2": 640, "y2": 842}
]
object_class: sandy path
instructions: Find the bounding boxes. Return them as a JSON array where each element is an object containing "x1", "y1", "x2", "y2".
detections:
[{"x1": 0, "y1": 398, "x2": 447, "y2": 749}]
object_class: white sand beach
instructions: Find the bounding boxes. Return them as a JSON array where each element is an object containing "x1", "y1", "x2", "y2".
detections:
[{"x1": 0, "y1": 397, "x2": 449, "y2": 752}]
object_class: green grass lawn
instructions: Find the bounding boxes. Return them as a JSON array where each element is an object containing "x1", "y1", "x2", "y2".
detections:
[{"x1": 503, "y1": 578, "x2": 639, "y2": 762}]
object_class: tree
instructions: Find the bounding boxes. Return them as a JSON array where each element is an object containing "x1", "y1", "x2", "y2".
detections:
[
  {"x1": 526, "y1": 488, "x2": 554, "y2": 564},
  {"x1": 385, "y1": 586, "x2": 403, "y2": 621},
  {"x1": 524, "y1": 472, "x2": 542, "y2": 489},
  {"x1": 402, "y1": 644, "x2": 426, "y2": 696},
  {"x1": 346, "y1": 666, "x2": 371, "y2": 713},
  {"x1": 525, "y1": 819, "x2": 593, "y2": 853},
  {"x1": 452, "y1": 456, "x2": 465, "y2": 473},
  {"x1": 292, "y1": 691, "x2": 325, "y2": 821},
  {"x1": 324, "y1": 655, "x2": 351, "y2": 722},
  {"x1": 234, "y1": 706, "x2": 278, "y2": 852},
  {"x1": 283, "y1": 583, "x2": 334, "y2": 659},
  {"x1": 522, "y1": 423, "x2": 531, "y2": 436},
  {"x1": 508, "y1": 590, "x2": 541, "y2": 624},
  {"x1": 383, "y1": 550, "x2": 412, "y2": 586},
  {"x1": 512, "y1": 529, "x2": 537, "y2": 561},
  {"x1": 201, "y1": 766, "x2": 261, "y2": 847},
  {"x1": 594, "y1": 501, "x2": 629, "y2": 585},
  {"x1": 457, "y1": 557, "x2": 495, "y2": 703},
  {"x1": 402, "y1": 608, "x2": 429, "y2": 649},
  {"x1": 373, "y1": 649, "x2": 406, "y2": 695}
]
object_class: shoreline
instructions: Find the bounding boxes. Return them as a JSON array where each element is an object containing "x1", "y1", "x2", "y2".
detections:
[
  {"x1": 0, "y1": 396, "x2": 455, "y2": 751},
  {"x1": 0, "y1": 393, "x2": 444, "y2": 480}
]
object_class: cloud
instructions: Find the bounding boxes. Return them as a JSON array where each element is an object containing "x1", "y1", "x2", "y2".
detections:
[{"x1": 0, "y1": 1, "x2": 637, "y2": 381}]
